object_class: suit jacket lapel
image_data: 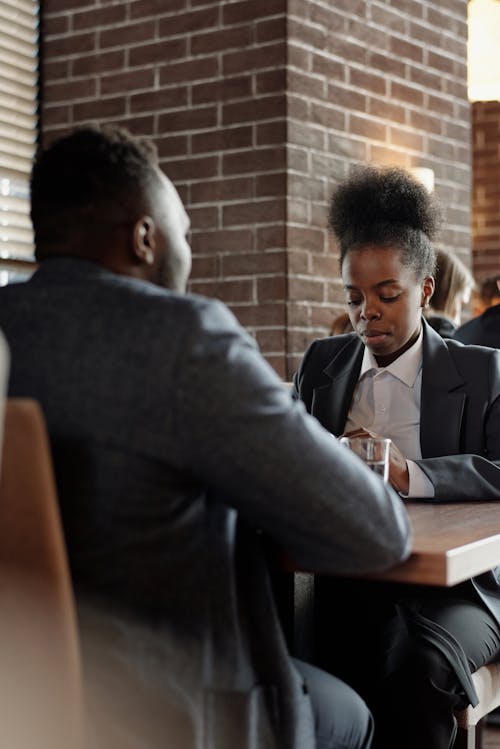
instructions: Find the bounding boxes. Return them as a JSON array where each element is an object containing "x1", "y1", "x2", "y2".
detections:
[
  {"x1": 420, "y1": 321, "x2": 466, "y2": 457},
  {"x1": 311, "y1": 338, "x2": 364, "y2": 436}
]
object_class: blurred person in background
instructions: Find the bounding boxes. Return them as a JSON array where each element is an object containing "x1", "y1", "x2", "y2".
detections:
[
  {"x1": 455, "y1": 274, "x2": 500, "y2": 347},
  {"x1": 424, "y1": 248, "x2": 475, "y2": 338}
]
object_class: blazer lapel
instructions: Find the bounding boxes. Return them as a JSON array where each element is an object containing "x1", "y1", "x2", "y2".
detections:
[
  {"x1": 311, "y1": 338, "x2": 363, "y2": 436},
  {"x1": 420, "y1": 322, "x2": 466, "y2": 458}
]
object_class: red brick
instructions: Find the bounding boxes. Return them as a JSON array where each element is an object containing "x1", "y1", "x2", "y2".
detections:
[
  {"x1": 154, "y1": 135, "x2": 188, "y2": 160},
  {"x1": 257, "y1": 275, "x2": 287, "y2": 301},
  {"x1": 43, "y1": 104, "x2": 71, "y2": 126},
  {"x1": 71, "y1": 50, "x2": 125, "y2": 77},
  {"x1": 289, "y1": 277, "x2": 325, "y2": 302},
  {"x1": 160, "y1": 57, "x2": 219, "y2": 85},
  {"x1": 101, "y1": 69, "x2": 155, "y2": 96},
  {"x1": 190, "y1": 229, "x2": 254, "y2": 254},
  {"x1": 192, "y1": 26, "x2": 251, "y2": 56},
  {"x1": 44, "y1": 60, "x2": 69, "y2": 80},
  {"x1": 44, "y1": 78, "x2": 97, "y2": 104},
  {"x1": 256, "y1": 172, "x2": 286, "y2": 197},
  {"x1": 43, "y1": 0, "x2": 88, "y2": 11},
  {"x1": 187, "y1": 206, "x2": 219, "y2": 229},
  {"x1": 350, "y1": 114, "x2": 387, "y2": 142},
  {"x1": 100, "y1": 20, "x2": 155, "y2": 49},
  {"x1": 390, "y1": 81, "x2": 424, "y2": 107},
  {"x1": 130, "y1": 38, "x2": 187, "y2": 67},
  {"x1": 222, "y1": 251, "x2": 286, "y2": 276},
  {"x1": 256, "y1": 69, "x2": 286, "y2": 95},
  {"x1": 223, "y1": 146, "x2": 286, "y2": 175},
  {"x1": 223, "y1": 42, "x2": 286, "y2": 76},
  {"x1": 192, "y1": 76, "x2": 252, "y2": 106},
  {"x1": 234, "y1": 302, "x2": 286, "y2": 327},
  {"x1": 158, "y1": 107, "x2": 218, "y2": 133},
  {"x1": 310, "y1": 102, "x2": 345, "y2": 131},
  {"x1": 256, "y1": 120, "x2": 287, "y2": 145},
  {"x1": 164, "y1": 155, "x2": 219, "y2": 182},
  {"x1": 328, "y1": 84, "x2": 366, "y2": 113},
  {"x1": 311, "y1": 53, "x2": 345, "y2": 81},
  {"x1": 73, "y1": 96, "x2": 126, "y2": 121},
  {"x1": 45, "y1": 31, "x2": 95, "y2": 57},
  {"x1": 191, "y1": 177, "x2": 254, "y2": 204},
  {"x1": 158, "y1": 7, "x2": 219, "y2": 36},
  {"x1": 190, "y1": 279, "x2": 254, "y2": 303},
  {"x1": 43, "y1": 15, "x2": 69, "y2": 36},
  {"x1": 223, "y1": 198, "x2": 285, "y2": 226},
  {"x1": 131, "y1": 87, "x2": 189, "y2": 114},
  {"x1": 189, "y1": 255, "x2": 219, "y2": 279},
  {"x1": 288, "y1": 227, "x2": 325, "y2": 252},
  {"x1": 255, "y1": 329, "x2": 286, "y2": 352},
  {"x1": 256, "y1": 16, "x2": 286, "y2": 44},
  {"x1": 368, "y1": 98, "x2": 406, "y2": 125},
  {"x1": 256, "y1": 225, "x2": 286, "y2": 250},
  {"x1": 131, "y1": 0, "x2": 187, "y2": 19},
  {"x1": 192, "y1": 127, "x2": 253, "y2": 154},
  {"x1": 288, "y1": 251, "x2": 309, "y2": 274},
  {"x1": 223, "y1": 0, "x2": 285, "y2": 25},
  {"x1": 223, "y1": 95, "x2": 286, "y2": 126},
  {"x1": 288, "y1": 70, "x2": 324, "y2": 100},
  {"x1": 73, "y1": 4, "x2": 127, "y2": 30}
]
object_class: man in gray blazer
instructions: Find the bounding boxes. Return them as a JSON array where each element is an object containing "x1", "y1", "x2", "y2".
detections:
[{"x1": 0, "y1": 126, "x2": 410, "y2": 749}]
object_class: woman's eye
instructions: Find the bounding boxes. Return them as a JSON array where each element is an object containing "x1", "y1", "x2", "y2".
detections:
[
  {"x1": 380, "y1": 295, "x2": 399, "y2": 303},
  {"x1": 346, "y1": 299, "x2": 361, "y2": 306}
]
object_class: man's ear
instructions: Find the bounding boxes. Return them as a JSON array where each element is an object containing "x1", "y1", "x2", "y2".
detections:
[
  {"x1": 421, "y1": 275, "x2": 435, "y2": 308},
  {"x1": 132, "y1": 216, "x2": 155, "y2": 266}
]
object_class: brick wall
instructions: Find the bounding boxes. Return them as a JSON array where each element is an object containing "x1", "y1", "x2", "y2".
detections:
[
  {"x1": 471, "y1": 101, "x2": 500, "y2": 281},
  {"x1": 286, "y1": 0, "x2": 471, "y2": 370},
  {"x1": 41, "y1": 0, "x2": 471, "y2": 379}
]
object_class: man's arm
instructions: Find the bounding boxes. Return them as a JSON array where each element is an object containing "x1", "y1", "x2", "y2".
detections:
[{"x1": 175, "y1": 299, "x2": 411, "y2": 575}]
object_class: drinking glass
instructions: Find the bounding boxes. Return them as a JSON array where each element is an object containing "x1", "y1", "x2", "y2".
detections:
[{"x1": 339, "y1": 436, "x2": 391, "y2": 483}]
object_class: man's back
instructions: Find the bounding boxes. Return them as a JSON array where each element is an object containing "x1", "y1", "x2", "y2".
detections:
[{"x1": 0, "y1": 257, "x2": 410, "y2": 747}]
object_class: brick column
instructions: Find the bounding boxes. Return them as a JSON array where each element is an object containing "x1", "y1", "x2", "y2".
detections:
[
  {"x1": 41, "y1": 0, "x2": 471, "y2": 379},
  {"x1": 471, "y1": 101, "x2": 500, "y2": 281}
]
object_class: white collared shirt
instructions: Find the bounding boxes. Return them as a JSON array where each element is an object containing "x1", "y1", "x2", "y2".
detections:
[{"x1": 344, "y1": 327, "x2": 434, "y2": 498}]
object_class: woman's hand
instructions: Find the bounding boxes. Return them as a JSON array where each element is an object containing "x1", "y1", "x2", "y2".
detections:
[{"x1": 341, "y1": 428, "x2": 410, "y2": 495}]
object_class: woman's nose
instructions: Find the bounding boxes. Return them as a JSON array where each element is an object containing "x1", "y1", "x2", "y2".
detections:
[{"x1": 360, "y1": 301, "x2": 381, "y2": 320}]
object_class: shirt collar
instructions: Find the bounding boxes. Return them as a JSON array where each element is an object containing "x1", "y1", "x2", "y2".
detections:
[{"x1": 359, "y1": 325, "x2": 424, "y2": 388}]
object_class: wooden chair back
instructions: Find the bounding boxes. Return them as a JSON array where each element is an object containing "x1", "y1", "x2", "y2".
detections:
[{"x1": 0, "y1": 398, "x2": 86, "y2": 749}]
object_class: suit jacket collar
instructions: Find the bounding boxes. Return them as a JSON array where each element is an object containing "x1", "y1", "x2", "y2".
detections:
[
  {"x1": 311, "y1": 320, "x2": 467, "y2": 457},
  {"x1": 419, "y1": 319, "x2": 466, "y2": 457},
  {"x1": 312, "y1": 336, "x2": 364, "y2": 435}
]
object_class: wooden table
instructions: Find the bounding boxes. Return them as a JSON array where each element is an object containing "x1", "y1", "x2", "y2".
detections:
[{"x1": 366, "y1": 500, "x2": 500, "y2": 587}]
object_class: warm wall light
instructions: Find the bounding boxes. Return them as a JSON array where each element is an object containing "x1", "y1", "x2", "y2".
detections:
[
  {"x1": 468, "y1": 0, "x2": 500, "y2": 101},
  {"x1": 409, "y1": 167, "x2": 435, "y2": 193}
]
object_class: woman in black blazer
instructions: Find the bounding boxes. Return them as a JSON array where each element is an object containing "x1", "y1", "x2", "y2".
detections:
[{"x1": 294, "y1": 166, "x2": 500, "y2": 749}]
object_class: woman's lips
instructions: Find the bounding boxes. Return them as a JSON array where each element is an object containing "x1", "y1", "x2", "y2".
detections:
[{"x1": 360, "y1": 329, "x2": 389, "y2": 345}]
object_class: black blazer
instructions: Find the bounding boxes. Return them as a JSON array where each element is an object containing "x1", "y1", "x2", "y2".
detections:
[
  {"x1": 295, "y1": 319, "x2": 500, "y2": 500},
  {"x1": 294, "y1": 319, "x2": 500, "y2": 624}
]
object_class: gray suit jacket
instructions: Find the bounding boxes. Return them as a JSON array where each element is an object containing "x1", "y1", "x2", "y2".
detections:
[
  {"x1": 294, "y1": 320, "x2": 500, "y2": 626},
  {"x1": 0, "y1": 258, "x2": 410, "y2": 749}
]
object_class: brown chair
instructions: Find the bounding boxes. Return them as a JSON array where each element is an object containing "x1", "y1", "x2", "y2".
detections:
[{"x1": 0, "y1": 398, "x2": 86, "y2": 749}]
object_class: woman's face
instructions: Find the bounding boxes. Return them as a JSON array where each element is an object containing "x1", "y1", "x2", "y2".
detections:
[{"x1": 342, "y1": 245, "x2": 434, "y2": 367}]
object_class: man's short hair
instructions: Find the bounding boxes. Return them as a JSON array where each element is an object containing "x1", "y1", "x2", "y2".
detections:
[{"x1": 31, "y1": 125, "x2": 160, "y2": 258}]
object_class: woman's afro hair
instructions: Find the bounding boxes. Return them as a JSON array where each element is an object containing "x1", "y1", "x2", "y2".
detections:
[{"x1": 329, "y1": 165, "x2": 441, "y2": 243}]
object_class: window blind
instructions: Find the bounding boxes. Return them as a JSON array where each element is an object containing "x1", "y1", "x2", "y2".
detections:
[{"x1": 0, "y1": 0, "x2": 38, "y2": 263}]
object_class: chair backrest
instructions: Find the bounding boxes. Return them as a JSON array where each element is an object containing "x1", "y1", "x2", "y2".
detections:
[{"x1": 0, "y1": 398, "x2": 86, "y2": 749}]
